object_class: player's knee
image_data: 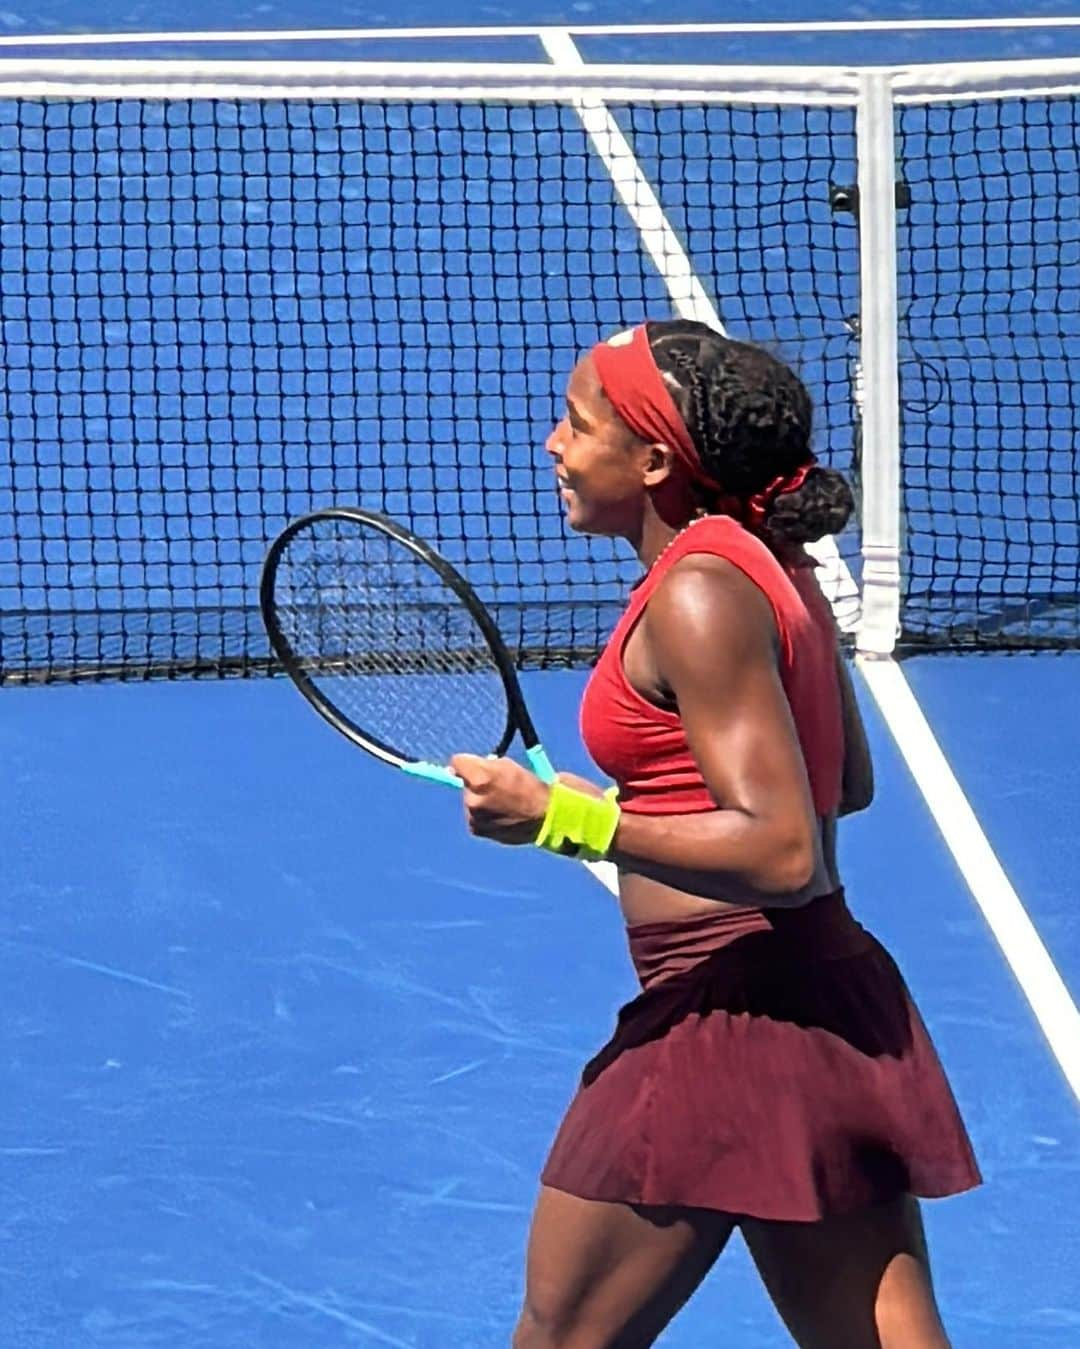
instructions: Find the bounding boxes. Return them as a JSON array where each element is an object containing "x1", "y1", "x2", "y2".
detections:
[
  {"x1": 512, "y1": 1304, "x2": 551, "y2": 1347},
  {"x1": 513, "y1": 1305, "x2": 559, "y2": 1348},
  {"x1": 512, "y1": 1281, "x2": 584, "y2": 1348}
]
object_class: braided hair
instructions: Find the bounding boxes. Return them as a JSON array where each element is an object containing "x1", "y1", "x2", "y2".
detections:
[{"x1": 646, "y1": 318, "x2": 854, "y2": 544}]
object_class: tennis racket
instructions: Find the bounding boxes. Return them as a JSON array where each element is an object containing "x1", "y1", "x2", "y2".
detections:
[{"x1": 259, "y1": 506, "x2": 557, "y2": 790}]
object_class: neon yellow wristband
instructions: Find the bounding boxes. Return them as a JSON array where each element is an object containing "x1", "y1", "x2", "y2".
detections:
[{"x1": 534, "y1": 782, "x2": 621, "y2": 862}]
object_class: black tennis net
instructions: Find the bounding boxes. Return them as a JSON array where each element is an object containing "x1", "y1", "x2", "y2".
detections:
[{"x1": 6, "y1": 85, "x2": 1078, "y2": 684}]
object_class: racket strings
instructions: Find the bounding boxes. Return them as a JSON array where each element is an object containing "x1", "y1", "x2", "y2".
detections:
[{"x1": 273, "y1": 519, "x2": 511, "y2": 764}]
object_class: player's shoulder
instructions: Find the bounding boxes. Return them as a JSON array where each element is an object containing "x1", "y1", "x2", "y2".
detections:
[{"x1": 648, "y1": 550, "x2": 775, "y2": 649}]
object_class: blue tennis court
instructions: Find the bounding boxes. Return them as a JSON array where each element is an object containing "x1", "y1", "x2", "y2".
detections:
[
  {"x1": 3, "y1": 662, "x2": 1078, "y2": 1345},
  {"x1": 2, "y1": 7, "x2": 1079, "y2": 1347}
]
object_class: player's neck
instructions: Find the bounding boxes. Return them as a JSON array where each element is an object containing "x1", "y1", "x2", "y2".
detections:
[
  {"x1": 632, "y1": 484, "x2": 704, "y2": 568},
  {"x1": 635, "y1": 509, "x2": 700, "y2": 570}
]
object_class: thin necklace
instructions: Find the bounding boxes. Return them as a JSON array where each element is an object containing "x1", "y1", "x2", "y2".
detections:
[{"x1": 645, "y1": 512, "x2": 712, "y2": 573}]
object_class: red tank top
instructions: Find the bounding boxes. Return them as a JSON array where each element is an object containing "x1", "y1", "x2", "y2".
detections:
[{"x1": 579, "y1": 516, "x2": 843, "y2": 816}]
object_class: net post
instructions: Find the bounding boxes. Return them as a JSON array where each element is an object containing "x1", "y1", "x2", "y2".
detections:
[{"x1": 854, "y1": 70, "x2": 902, "y2": 656}]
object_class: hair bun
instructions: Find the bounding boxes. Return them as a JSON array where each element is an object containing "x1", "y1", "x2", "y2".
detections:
[{"x1": 766, "y1": 465, "x2": 854, "y2": 544}]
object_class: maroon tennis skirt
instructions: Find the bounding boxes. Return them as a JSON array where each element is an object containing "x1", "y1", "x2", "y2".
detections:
[{"x1": 541, "y1": 890, "x2": 980, "y2": 1222}]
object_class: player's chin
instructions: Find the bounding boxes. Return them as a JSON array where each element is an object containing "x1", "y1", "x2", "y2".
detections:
[
  {"x1": 562, "y1": 493, "x2": 609, "y2": 536},
  {"x1": 564, "y1": 504, "x2": 601, "y2": 535}
]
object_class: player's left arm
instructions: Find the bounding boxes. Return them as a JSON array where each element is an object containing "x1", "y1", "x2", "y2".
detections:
[{"x1": 608, "y1": 555, "x2": 819, "y2": 896}]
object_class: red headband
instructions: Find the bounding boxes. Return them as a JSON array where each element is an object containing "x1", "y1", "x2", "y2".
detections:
[
  {"x1": 591, "y1": 325, "x2": 716, "y2": 492},
  {"x1": 590, "y1": 324, "x2": 817, "y2": 532}
]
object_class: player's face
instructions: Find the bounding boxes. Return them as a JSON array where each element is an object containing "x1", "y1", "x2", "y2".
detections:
[{"x1": 545, "y1": 356, "x2": 653, "y2": 537}]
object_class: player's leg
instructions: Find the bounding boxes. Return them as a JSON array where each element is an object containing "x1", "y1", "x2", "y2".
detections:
[
  {"x1": 741, "y1": 1193, "x2": 950, "y2": 1349},
  {"x1": 513, "y1": 1185, "x2": 736, "y2": 1349}
]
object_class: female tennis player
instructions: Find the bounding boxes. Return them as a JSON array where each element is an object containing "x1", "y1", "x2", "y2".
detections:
[{"x1": 451, "y1": 319, "x2": 979, "y2": 1348}]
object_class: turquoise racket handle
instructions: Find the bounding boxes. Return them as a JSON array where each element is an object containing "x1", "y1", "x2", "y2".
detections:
[
  {"x1": 401, "y1": 761, "x2": 463, "y2": 789},
  {"x1": 525, "y1": 744, "x2": 557, "y2": 784},
  {"x1": 401, "y1": 747, "x2": 556, "y2": 789}
]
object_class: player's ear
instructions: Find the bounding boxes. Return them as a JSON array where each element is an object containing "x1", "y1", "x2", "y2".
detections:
[{"x1": 641, "y1": 442, "x2": 676, "y2": 488}]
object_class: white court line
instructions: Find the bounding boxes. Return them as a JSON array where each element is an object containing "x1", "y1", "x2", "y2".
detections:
[
  {"x1": 2, "y1": 18, "x2": 1080, "y2": 45},
  {"x1": 859, "y1": 659, "x2": 1080, "y2": 1101},
  {"x1": 549, "y1": 28, "x2": 1080, "y2": 1102},
  {"x1": 540, "y1": 31, "x2": 719, "y2": 329}
]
